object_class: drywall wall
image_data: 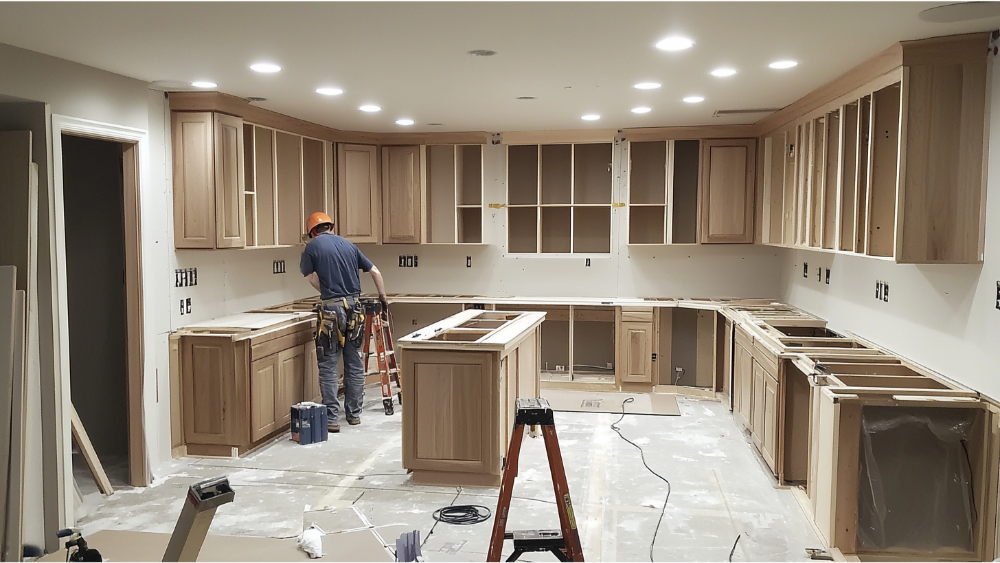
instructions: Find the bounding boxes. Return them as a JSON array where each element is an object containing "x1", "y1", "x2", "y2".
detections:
[
  {"x1": 61, "y1": 135, "x2": 129, "y2": 459},
  {"x1": 779, "y1": 55, "x2": 1000, "y2": 399}
]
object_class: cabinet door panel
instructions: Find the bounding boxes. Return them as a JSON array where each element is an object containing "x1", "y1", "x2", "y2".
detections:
[
  {"x1": 735, "y1": 343, "x2": 753, "y2": 429},
  {"x1": 182, "y1": 336, "x2": 234, "y2": 444},
  {"x1": 762, "y1": 370, "x2": 779, "y2": 473},
  {"x1": 620, "y1": 321, "x2": 653, "y2": 384},
  {"x1": 303, "y1": 138, "x2": 326, "y2": 229},
  {"x1": 214, "y1": 113, "x2": 246, "y2": 248},
  {"x1": 382, "y1": 145, "x2": 422, "y2": 243},
  {"x1": 276, "y1": 345, "x2": 306, "y2": 426},
  {"x1": 700, "y1": 138, "x2": 756, "y2": 244},
  {"x1": 250, "y1": 354, "x2": 278, "y2": 442},
  {"x1": 172, "y1": 112, "x2": 216, "y2": 248},
  {"x1": 337, "y1": 144, "x2": 380, "y2": 243},
  {"x1": 751, "y1": 359, "x2": 765, "y2": 451}
]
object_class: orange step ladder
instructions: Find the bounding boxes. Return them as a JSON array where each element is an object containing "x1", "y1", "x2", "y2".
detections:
[
  {"x1": 487, "y1": 398, "x2": 584, "y2": 562},
  {"x1": 361, "y1": 298, "x2": 402, "y2": 415}
]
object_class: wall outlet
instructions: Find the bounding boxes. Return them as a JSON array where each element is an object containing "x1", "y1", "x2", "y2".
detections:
[
  {"x1": 272, "y1": 260, "x2": 285, "y2": 274},
  {"x1": 996, "y1": 281, "x2": 999, "y2": 310},
  {"x1": 875, "y1": 280, "x2": 882, "y2": 300},
  {"x1": 803, "y1": 263, "x2": 809, "y2": 278},
  {"x1": 467, "y1": 256, "x2": 472, "y2": 268},
  {"x1": 399, "y1": 255, "x2": 419, "y2": 267},
  {"x1": 586, "y1": 258, "x2": 591, "y2": 267},
  {"x1": 825, "y1": 268, "x2": 831, "y2": 284},
  {"x1": 883, "y1": 282, "x2": 889, "y2": 302},
  {"x1": 180, "y1": 298, "x2": 192, "y2": 315},
  {"x1": 179, "y1": 299, "x2": 185, "y2": 315},
  {"x1": 398, "y1": 255, "x2": 406, "y2": 267},
  {"x1": 174, "y1": 268, "x2": 198, "y2": 287},
  {"x1": 817, "y1": 267, "x2": 822, "y2": 282}
]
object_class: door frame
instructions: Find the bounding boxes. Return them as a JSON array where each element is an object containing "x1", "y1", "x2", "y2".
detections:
[{"x1": 50, "y1": 115, "x2": 149, "y2": 524}]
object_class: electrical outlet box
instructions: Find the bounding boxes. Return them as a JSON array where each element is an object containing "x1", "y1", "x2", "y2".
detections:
[
  {"x1": 803, "y1": 263, "x2": 809, "y2": 278},
  {"x1": 883, "y1": 282, "x2": 889, "y2": 302},
  {"x1": 272, "y1": 260, "x2": 285, "y2": 274},
  {"x1": 817, "y1": 267, "x2": 822, "y2": 282},
  {"x1": 996, "y1": 281, "x2": 999, "y2": 310},
  {"x1": 876, "y1": 280, "x2": 881, "y2": 300},
  {"x1": 466, "y1": 256, "x2": 472, "y2": 268},
  {"x1": 398, "y1": 255, "x2": 406, "y2": 267},
  {"x1": 825, "y1": 269, "x2": 831, "y2": 284},
  {"x1": 175, "y1": 268, "x2": 198, "y2": 287},
  {"x1": 586, "y1": 258, "x2": 591, "y2": 267}
]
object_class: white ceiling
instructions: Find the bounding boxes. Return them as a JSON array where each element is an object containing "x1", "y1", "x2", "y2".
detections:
[{"x1": 0, "y1": 2, "x2": 998, "y2": 133}]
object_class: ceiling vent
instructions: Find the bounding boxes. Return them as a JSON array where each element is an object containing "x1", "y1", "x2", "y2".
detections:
[
  {"x1": 713, "y1": 108, "x2": 781, "y2": 117},
  {"x1": 246, "y1": 97, "x2": 267, "y2": 103}
]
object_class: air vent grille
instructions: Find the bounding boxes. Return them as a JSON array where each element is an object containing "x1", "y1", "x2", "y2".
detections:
[{"x1": 713, "y1": 108, "x2": 781, "y2": 117}]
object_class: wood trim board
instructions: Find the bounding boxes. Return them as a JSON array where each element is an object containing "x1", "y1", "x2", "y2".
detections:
[{"x1": 70, "y1": 404, "x2": 112, "y2": 496}]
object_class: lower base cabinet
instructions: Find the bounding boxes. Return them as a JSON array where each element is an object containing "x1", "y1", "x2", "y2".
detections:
[{"x1": 173, "y1": 316, "x2": 319, "y2": 457}]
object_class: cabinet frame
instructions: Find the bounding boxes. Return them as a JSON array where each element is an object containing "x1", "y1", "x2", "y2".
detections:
[{"x1": 700, "y1": 138, "x2": 757, "y2": 244}]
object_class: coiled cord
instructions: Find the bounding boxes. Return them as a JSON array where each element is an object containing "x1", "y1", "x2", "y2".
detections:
[{"x1": 431, "y1": 505, "x2": 492, "y2": 525}]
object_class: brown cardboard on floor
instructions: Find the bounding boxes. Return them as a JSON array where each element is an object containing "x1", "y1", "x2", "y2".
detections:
[
  {"x1": 540, "y1": 390, "x2": 681, "y2": 416},
  {"x1": 39, "y1": 528, "x2": 393, "y2": 562}
]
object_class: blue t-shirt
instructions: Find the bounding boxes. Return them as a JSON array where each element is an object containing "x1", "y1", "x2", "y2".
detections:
[{"x1": 299, "y1": 233, "x2": 374, "y2": 300}]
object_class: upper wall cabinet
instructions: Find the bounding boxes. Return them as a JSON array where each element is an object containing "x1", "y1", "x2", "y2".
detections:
[
  {"x1": 337, "y1": 144, "x2": 381, "y2": 244},
  {"x1": 382, "y1": 145, "x2": 422, "y2": 244},
  {"x1": 700, "y1": 139, "x2": 756, "y2": 244},
  {"x1": 242, "y1": 125, "x2": 333, "y2": 249},
  {"x1": 172, "y1": 112, "x2": 246, "y2": 249},
  {"x1": 506, "y1": 142, "x2": 613, "y2": 253},
  {"x1": 760, "y1": 32, "x2": 990, "y2": 263},
  {"x1": 627, "y1": 140, "x2": 700, "y2": 245},
  {"x1": 426, "y1": 144, "x2": 483, "y2": 244}
]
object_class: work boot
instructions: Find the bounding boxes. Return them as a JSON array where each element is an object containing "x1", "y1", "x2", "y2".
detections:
[
  {"x1": 346, "y1": 416, "x2": 361, "y2": 426},
  {"x1": 328, "y1": 423, "x2": 340, "y2": 433}
]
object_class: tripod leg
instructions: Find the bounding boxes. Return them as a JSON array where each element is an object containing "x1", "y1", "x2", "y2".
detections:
[{"x1": 487, "y1": 424, "x2": 526, "y2": 562}]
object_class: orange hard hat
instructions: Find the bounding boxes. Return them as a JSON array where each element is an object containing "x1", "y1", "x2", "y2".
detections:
[{"x1": 306, "y1": 212, "x2": 334, "y2": 236}]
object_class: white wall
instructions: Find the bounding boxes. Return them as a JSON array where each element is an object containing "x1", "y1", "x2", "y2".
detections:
[{"x1": 779, "y1": 55, "x2": 1000, "y2": 399}]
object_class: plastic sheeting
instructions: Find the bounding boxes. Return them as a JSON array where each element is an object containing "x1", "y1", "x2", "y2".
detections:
[{"x1": 857, "y1": 406, "x2": 978, "y2": 552}]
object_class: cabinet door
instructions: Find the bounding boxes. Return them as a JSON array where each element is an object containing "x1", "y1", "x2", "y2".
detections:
[
  {"x1": 182, "y1": 336, "x2": 236, "y2": 444},
  {"x1": 751, "y1": 359, "x2": 766, "y2": 451},
  {"x1": 250, "y1": 354, "x2": 279, "y2": 442},
  {"x1": 382, "y1": 145, "x2": 422, "y2": 243},
  {"x1": 700, "y1": 138, "x2": 756, "y2": 244},
  {"x1": 276, "y1": 345, "x2": 306, "y2": 426},
  {"x1": 620, "y1": 321, "x2": 653, "y2": 384},
  {"x1": 172, "y1": 112, "x2": 217, "y2": 248},
  {"x1": 762, "y1": 370, "x2": 779, "y2": 473},
  {"x1": 214, "y1": 113, "x2": 246, "y2": 248},
  {"x1": 337, "y1": 144, "x2": 380, "y2": 243}
]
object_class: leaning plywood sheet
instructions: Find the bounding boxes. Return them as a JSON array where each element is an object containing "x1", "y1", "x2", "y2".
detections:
[
  {"x1": 70, "y1": 404, "x2": 112, "y2": 496},
  {"x1": 0, "y1": 266, "x2": 16, "y2": 558},
  {"x1": 5, "y1": 291, "x2": 25, "y2": 562},
  {"x1": 37, "y1": 528, "x2": 393, "y2": 561}
]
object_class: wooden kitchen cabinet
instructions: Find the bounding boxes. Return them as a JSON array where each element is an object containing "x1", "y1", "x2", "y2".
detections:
[
  {"x1": 171, "y1": 111, "x2": 246, "y2": 249},
  {"x1": 337, "y1": 143, "x2": 380, "y2": 243},
  {"x1": 751, "y1": 359, "x2": 766, "y2": 452},
  {"x1": 734, "y1": 334, "x2": 753, "y2": 429},
  {"x1": 619, "y1": 321, "x2": 653, "y2": 384},
  {"x1": 700, "y1": 138, "x2": 756, "y2": 244},
  {"x1": 171, "y1": 313, "x2": 318, "y2": 457},
  {"x1": 382, "y1": 145, "x2": 422, "y2": 244},
  {"x1": 761, "y1": 368, "x2": 779, "y2": 472},
  {"x1": 399, "y1": 310, "x2": 544, "y2": 487}
]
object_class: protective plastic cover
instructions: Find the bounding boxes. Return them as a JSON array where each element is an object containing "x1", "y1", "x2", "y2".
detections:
[{"x1": 857, "y1": 405, "x2": 978, "y2": 552}]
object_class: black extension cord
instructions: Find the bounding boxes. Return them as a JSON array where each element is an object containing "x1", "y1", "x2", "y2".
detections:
[
  {"x1": 611, "y1": 397, "x2": 671, "y2": 562},
  {"x1": 431, "y1": 505, "x2": 492, "y2": 525}
]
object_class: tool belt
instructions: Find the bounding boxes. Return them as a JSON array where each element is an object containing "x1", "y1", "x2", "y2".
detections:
[{"x1": 314, "y1": 295, "x2": 365, "y2": 357}]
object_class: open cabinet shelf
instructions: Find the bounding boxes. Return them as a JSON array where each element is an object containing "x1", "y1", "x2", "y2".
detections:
[{"x1": 506, "y1": 142, "x2": 613, "y2": 254}]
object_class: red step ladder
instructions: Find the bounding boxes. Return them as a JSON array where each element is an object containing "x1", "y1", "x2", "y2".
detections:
[
  {"x1": 487, "y1": 398, "x2": 584, "y2": 562},
  {"x1": 361, "y1": 298, "x2": 401, "y2": 415}
]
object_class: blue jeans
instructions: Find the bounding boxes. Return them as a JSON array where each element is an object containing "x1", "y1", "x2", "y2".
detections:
[{"x1": 318, "y1": 335, "x2": 365, "y2": 426}]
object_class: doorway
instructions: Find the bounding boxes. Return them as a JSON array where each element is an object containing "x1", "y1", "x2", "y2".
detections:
[{"x1": 60, "y1": 134, "x2": 144, "y2": 494}]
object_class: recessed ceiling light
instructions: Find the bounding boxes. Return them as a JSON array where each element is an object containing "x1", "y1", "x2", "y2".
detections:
[
  {"x1": 711, "y1": 68, "x2": 737, "y2": 77},
  {"x1": 396, "y1": 118, "x2": 414, "y2": 126},
  {"x1": 631, "y1": 107, "x2": 652, "y2": 114},
  {"x1": 634, "y1": 82, "x2": 661, "y2": 90},
  {"x1": 468, "y1": 49, "x2": 497, "y2": 57},
  {"x1": 683, "y1": 96, "x2": 705, "y2": 103},
  {"x1": 316, "y1": 87, "x2": 343, "y2": 96},
  {"x1": 250, "y1": 62, "x2": 281, "y2": 73},
  {"x1": 655, "y1": 36, "x2": 694, "y2": 51},
  {"x1": 359, "y1": 105, "x2": 381, "y2": 112},
  {"x1": 581, "y1": 114, "x2": 600, "y2": 121},
  {"x1": 191, "y1": 81, "x2": 217, "y2": 89},
  {"x1": 769, "y1": 60, "x2": 798, "y2": 69}
]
